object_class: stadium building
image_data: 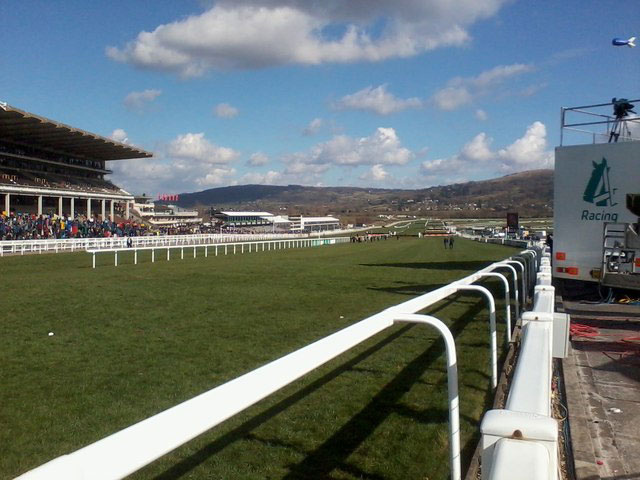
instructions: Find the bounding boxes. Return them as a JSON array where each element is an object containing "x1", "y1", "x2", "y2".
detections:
[
  {"x1": 0, "y1": 103, "x2": 152, "y2": 220},
  {"x1": 133, "y1": 195, "x2": 202, "y2": 228},
  {"x1": 289, "y1": 214, "x2": 340, "y2": 232}
]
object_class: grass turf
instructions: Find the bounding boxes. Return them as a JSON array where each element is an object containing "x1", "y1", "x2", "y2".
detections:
[{"x1": 1, "y1": 236, "x2": 519, "y2": 480}]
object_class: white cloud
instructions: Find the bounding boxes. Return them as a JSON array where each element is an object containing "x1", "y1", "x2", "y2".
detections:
[
  {"x1": 123, "y1": 89, "x2": 162, "y2": 111},
  {"x1": 168, "y1": 132, "x2": 239, "y2": 164},
  {"x1": 461, "y1": 132, "x2": 493, "y2": 161},
  {"x1": 431, "y1": 63, "x2": 534, "y2": 110},
  {"x1": 431, "y1": 86, "x2": 472, "y2": 111},
  {"x1": 110, "y1": 128, "x2": 130, "y2": 145},
  {"x1": 214, "y1": 102, "x2": 239, "y2": 118},
  {"x1": 195, "y1": 166, "x2": 236, "y2": 187},
  {"x1": 107, "y1": 1, "x2": 508, "y2": 76},
  {"x1": 277, "y1": 127, "x2": 412, "y2": 185},
  {"x1": 421, "y1": 121, "x2": 553, "y2": 179},
  {"x1": 496, "y1": 121, "x2": 553, "y2": 172},
  {"x1": 239, "y1": 170, "x2": 283, "y2": 184},
  {"x1": 303, "y1": 117, "x2": 324, "y2": 136},
  {"x1": 109, "y1": 132, "x2": 240, "y2": 195},
  {"x1": 306, "y1": 127, "x2": 413, "y2": 166},
  {"x1": 247, "y1": 152, "x2": 269, "y2": 166},
  {"x1": 334, "y1": 84, "x2": 422, "y2": 115},
  {"x1": 359, "y1": 164, "x2": 390, "y2": 182},
  {"x1": 475, "y1": 109, "x2": 488, "y2": 121}
]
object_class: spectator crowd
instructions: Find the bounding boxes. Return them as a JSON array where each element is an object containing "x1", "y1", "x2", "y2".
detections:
[{"x1": 0, "y1": 212, "x2": 148, "y2": 240}]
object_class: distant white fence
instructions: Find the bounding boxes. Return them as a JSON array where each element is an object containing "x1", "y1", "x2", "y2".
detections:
[
  {"x1": 480, "y1": 249, "x2": 568, "y2": 480},
  {"x1": 87, "y1": 237, "x2": 351, "y2": 268},
  {"x1": 0, "y1": 233, "x2": 309, "y2": 257},
  {"x1": 459, "y1": 233, "x2": 533, "y2": 249},
  {"x1": 17, "y1": 247, "x2": 543, "y2": 480}
]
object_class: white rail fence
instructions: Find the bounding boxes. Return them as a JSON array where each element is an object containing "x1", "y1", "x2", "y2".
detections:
[
  {"x1": 87, "y1": 237, "x2": 351, "y2": 268},
  {"x1": 17, "y1": 247, "x2": 551, "y2": 480},
  {"x1": 0, "y1": 233, "x2": 312, "y2": 257},
  {"x1": 480, "y1": 249, "x2": 568, "y2": 480}
]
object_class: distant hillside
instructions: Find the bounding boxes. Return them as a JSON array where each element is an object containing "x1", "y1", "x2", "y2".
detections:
[{"x1": 175, "y1": 169, "x2": 553, "y2": 220}]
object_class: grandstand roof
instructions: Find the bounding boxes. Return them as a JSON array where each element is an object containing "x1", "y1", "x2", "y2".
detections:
[
  {"x1": 303, "y1": 216, "x2": 340, "y2": 222},
  {"x1": 0, "y1": 103, "x2": 153, "y2": 161},
  {"x1": 220, "y1": 211, "x2": 274, "y2": 217}
]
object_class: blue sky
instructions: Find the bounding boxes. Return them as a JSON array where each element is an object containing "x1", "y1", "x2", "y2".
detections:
[{"x1": 1, "y1": 0, "x2": 639, "y2": 196}]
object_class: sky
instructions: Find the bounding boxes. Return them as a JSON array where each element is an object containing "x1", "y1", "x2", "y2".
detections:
[{"x1": 1, "y1": 0, "x2": 639, "y2": 197}]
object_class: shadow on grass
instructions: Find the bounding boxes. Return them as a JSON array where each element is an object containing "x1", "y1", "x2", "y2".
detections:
[
  {"x1": 154, "y1": 323, "x2": 415, "y2": 480},
  {"x1": 367, "y1": 282, "x2": 450, "y2": 297},
  {"x1": 281, "y1": 300, "x2": 486, "y2": 480},
  {"x1": 360, "y1": 261, "x2": 493, "y2": 271},
  {"x1": 155, "y1": 295, "x2": 492, "y2": 480}
]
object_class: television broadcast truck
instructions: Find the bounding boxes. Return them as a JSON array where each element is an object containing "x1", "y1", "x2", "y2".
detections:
[{"x1": 554, "y1": 99, "x2": 640, "y2": 290}]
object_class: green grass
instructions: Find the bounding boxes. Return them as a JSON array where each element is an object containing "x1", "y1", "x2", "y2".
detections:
[{"x1": 1, "y1": 237, "x2": 519, "y2": 480}]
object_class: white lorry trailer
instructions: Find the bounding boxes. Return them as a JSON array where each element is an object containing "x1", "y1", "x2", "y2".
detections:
[{"x1": 554, "y1": 100, "x2": 640, "y2": 289}]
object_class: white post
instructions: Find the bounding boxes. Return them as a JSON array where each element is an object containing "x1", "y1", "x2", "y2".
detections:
[
  {"x1": 393, "y1": 314, "x2": 461, "y2": 480},
  {"x1": 110, "y1": 200, "x2": 114, "y2": 222},
  {"x1": 448, "y1": 284, "x2": 497, "y2": 389},
  {"x1": 181, "y1": 247, "x2": 184, "y2": 260},
  {"x1": 125, "y1": 201, "x2": 130, "y2": 219},
  {"x1": 489, "y1": 263, "x2": 520, "y2": 323},
  {"x1": 115, "y1": 251, "x2": 118, "y2": 267},
  {"x1": 135, "y1": 250, "x2": 138, "y2": 265},
  {"x1": 475, "y1": 272, "x2": 512, "y2": 343},
  {"x1": 87, "y1": 198, "x2": 92, "y2": 218},
  {"x1": 70, "y1": 197, "x2": 75, "y2": 218},
  {"x1": 58, "y1": 196, "x2": 63, "y2": 217},
  {"x1": 101, "y1": 199, "x2": 106, "y2": 221},
  {"x1": 37, "y1": 195, "x2": 43, "y2": 216},
  {"x1": 503, "y1": 260, "x2": 526, "y2": 310},
  {"x1": 193, "y1": 246, "x2": 196, "y2": 258},
  {"x1": 167, "y1": 248, "x2": 170, "y2": 261},
  {"x1": 92, "y1": 252, "x2": 96, "y2": 269},
  {"x1": 3, "y1": 193, "x2": 9, "y2": 215},
  {"x1": 152, "y1": 249, "x2": 155, "y2": 263}
]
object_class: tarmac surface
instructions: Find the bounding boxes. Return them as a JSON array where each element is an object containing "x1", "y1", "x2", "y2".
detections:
[{"x1": 561, "y1": 300, "x2": 640, "y2": 480}]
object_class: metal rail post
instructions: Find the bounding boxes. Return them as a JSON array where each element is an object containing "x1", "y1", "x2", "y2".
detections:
[
  {"x1": 490, "y1": 263, "x2": 520, "y2": 321},
  {"x1": 502, "y1": 260, "x2": 526, "y2": 308},
  {"x1": 475, "y1": 272, "x2": 512, "y2": 343},
  {"x1": 446, "y1": 284, "x2": 497, "y2": 389},
  {"x1": 514, "y1": 253, "x2": 536, "y2": 303},
  {"x1": 393, "y1": 313, "x2": 460, "y2": 480}
]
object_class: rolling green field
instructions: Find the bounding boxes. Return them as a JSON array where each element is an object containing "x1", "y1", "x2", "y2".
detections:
[{"x1": 1, "y1": 236, "x2": 519, "y2": 480}]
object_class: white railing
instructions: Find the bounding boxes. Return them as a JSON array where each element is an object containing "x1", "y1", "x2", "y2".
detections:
[
  {"x1": 480, "y1": 250, "x2": 567, "y2": 480},
  {"x1": 16, "y1": 248, "x2": 540, "y2": 480},
  {"x1": 87, "y1": 237, "x2": 351, "y2": 268},
  {"x1": 0, "y1": 233, "x2": 311, "y2": 257}
]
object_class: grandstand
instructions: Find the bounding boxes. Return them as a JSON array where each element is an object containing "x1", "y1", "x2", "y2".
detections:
[
  {"x1": 133, "y1": 195, "x2": 202, "y2": 229},
  {"x1": 213, "y1": 211, "x2": 341, "y2": 233},
  {"x1": 289, "y1": 214, "x2": 340, "y2": 232},
  {"x1": 0, "y1": 103, "x2": 152, "y2": 220}
]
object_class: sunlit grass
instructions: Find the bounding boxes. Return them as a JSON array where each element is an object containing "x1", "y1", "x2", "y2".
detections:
[{"x1": 1, "y1": 236, "x2": 518, "y2": 479}]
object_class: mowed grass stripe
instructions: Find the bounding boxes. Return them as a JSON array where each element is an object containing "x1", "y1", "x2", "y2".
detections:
[{"x1": 0, "y1": 237, "x2": 518, "y2": 479}]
